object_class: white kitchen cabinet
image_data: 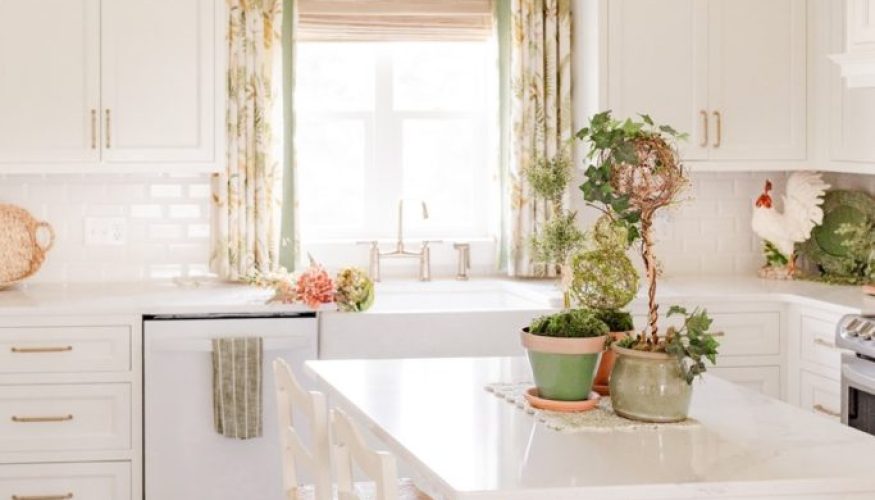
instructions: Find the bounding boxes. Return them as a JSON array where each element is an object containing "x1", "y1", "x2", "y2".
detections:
[
  {"x1": 828, "y1": 0, "x2": 875, "y2": 166},
  {"x1": 0, "y1": 0, "x2": 100, "y2": 164},
  {"x1": 606, "y1": 0, "x2": 707, "y2": 161},
  {"x1": 604, "y1": 0, "x2": 806, "y2": 166},
  {"x1": 706, "y1": 0, "x2": 806, "y2": 161},
  {"x1": 0, "y1": 0, "x2": 223, "y2": 173},
  {"x1": 709, "y1": 366, "x2": 781, "y2": 399},
  {"x1": 0, "y1": 462, "x2": 130, "y2": 500},
  {"x1": 800, "y1": 369, "x2": 842, "y2": 421},
  {"x1": 101, "y1": 0, "x2": 217, "y2": 164}
]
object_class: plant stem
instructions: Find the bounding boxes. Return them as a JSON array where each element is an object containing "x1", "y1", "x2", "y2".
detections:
[{"x1": 641, "y1": 211, "x2": 659, "y2": 344}]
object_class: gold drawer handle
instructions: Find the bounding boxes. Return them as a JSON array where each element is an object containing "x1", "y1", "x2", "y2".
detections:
[
  {"x1": 710, "y1": 331, "x2": 725, "y2": 337},
  {"x1": 11, "y1": 414, "x2": 74, "y2": 423},
  {"x1": 813, "y1": 404, "x2": 840, "y2": 418},
  {"x1": 699, "y1": 110, "x2": 709, "y2": 147},
  {"x1": 813, "y1": 338, "x2": 836, "y2": 349},
  {"x1": 10, "y1": 346, "x2": 73, "y2": 354},
  {"x1": 12, "y1": 494, "x2": 73, "y2": 500},
  {"x1": 712, "y1": 110, "x2": 722, "y2": 148}
]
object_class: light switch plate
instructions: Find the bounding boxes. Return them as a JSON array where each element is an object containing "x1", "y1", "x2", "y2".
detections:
[{"x1": 85, "y1": 217, "x2": 127, "y2": 246}]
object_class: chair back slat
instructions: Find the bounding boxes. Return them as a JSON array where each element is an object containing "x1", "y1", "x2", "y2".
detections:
[
  {"x1": 331, "y1": 408, "x2": 399, "y2": 500},
  {"x1": 273, "y1": 358, "x2": 332, "y2": 500}
]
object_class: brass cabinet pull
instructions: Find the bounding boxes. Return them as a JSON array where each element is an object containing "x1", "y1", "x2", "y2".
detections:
[
  {"x1": 813, "y1": 338, "x2": 836, "y2": 349},
  {"x1": 105, "y1": 109, "x2": 111, "y2": 148},
  {"x1": 712, "y1": 110, "x2": 722, "y2": 148},
  {"x1": 699, "y1": 110, "x2": 708, "y2": 147},
  {"x1": 11, "y1": 414, "x2": 74, "y2": 423},
  {"x1": 12, "y1": 494, "x2": 73, "y2": 500},
  {"x1": 710, "y1": 331, "x2": 725, "y2": 337},
  {"x1": 10, "y1": 346, "x2": 73, "y2": 353},
  {"x1": 90, "y1": 109, "x2": 97, "y2": 149},
  {"x1": 812, "y1": 404, "x2": 840, "y2": 418}
]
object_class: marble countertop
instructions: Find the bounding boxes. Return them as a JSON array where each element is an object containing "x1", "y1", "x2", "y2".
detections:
[
  {"x1": 307, "y1": 356, "x2": 875, "y2": 499},
  {"x1": 0, "y1": 275, "x2": 872, "y2": 317}
]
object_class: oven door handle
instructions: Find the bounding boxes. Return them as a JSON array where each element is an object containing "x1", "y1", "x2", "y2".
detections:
[{"x1": 842, "y1": 356, "x2": 875, "y2": 390}]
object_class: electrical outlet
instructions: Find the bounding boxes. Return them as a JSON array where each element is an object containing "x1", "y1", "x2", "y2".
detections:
[{"x1": 85, "y1": 217, "x2": 127, "y2": 246}]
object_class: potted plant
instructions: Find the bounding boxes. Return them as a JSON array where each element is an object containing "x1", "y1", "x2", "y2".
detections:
[
  {"x1": 576, "y1": 111, "x2": 720, "y2": 422},
  {"x1": 521, "y1": 309, "x2": 609, "y2": 401},
  {"x1": 524, "y1": 151, "x2": 584, "y2": 308},
  {"x1": 568, "y1": 215, "x2": 640, "y2": 391}
]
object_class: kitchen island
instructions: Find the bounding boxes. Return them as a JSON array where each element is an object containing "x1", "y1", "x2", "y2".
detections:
[{"x1": 306, "y1": 356, "x2": 875, "y2": 500}]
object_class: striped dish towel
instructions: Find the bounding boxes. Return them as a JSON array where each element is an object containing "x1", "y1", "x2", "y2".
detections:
[{"x1": 212, "y1": 337, "x2": 263, "y2": 439}]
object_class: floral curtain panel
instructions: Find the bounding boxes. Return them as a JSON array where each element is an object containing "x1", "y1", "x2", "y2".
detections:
[
  {"x1": 212, "y1": 0, "x2": 286, "y2": 281},
  {"x1": 506, "y1": 0, "x2": 572, "y2": 277}
]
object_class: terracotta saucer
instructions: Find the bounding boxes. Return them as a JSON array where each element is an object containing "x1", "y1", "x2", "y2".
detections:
[
  {"x1": 593, "y1": 384, "x2": 610, "y2": 397},
  {"x1": 524, "y1": 387, "x2": 601, "y2": 413}
]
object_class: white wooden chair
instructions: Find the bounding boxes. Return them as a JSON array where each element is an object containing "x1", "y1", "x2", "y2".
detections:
[
  {"x1": 273, "y1": 359, "x2": 430, "y2": 500},
  {"x1": 273, "y1": 358, "x2": 333, "y2": 500},
  {"x1": 331, "y1": 408, "x2": 431, "y2": 500}
]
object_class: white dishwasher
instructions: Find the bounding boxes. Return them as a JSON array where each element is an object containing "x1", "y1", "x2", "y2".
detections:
[{"x1": 143, "y1": 313, "x2": 318, "y2": 500}]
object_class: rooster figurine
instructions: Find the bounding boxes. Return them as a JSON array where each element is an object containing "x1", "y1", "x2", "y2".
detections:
[{"x1": 751, "y1": 172, "x2": 829, "y2": 279}]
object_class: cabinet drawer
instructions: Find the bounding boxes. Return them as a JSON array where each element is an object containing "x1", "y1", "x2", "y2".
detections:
[
  {"x1": 705, "y1": 313, "x2": 781, "y2": 357},
  {"x1": 0, "y1": 384, "x2": 131, "y2": 454},
  {"x1": 710, "y1": 366, "x2": 781, "y2": 399},
  {"x1": 800, "y1": 370, "x2": 841, "y2": 421},
  {"x1": 0, "y1": 326, "x2": 131, "y2": 374},
  {"x1": 800, "y1": 313, "x2": 842, "y2": 373},
  {"x1": 0, "y1": 462, "x2": 130, "y2": 500}
]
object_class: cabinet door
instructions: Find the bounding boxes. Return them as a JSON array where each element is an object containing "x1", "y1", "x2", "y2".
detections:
[
  {"x1": 830, "y1": 0, "x2": 875, "y2": 164},
  {"x1": 707, "y1": 0, "x2": 806, "y2": 160},
  {"x1": 0, "y1": 0, "x2": 99, "y2": 164},
  {"x1": 101, "y1": 0, "x2": 216, "y2": 163},
  {"x1": 606, "y1": 0, "x2": 708, "y2": 160}
]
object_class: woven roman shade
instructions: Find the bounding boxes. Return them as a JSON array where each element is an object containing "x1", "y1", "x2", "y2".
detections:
[{"x1": 297, "y1": 0, "x2": 494, "y2": 41}]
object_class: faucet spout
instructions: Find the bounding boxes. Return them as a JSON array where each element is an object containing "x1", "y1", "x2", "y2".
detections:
[{"x1": 395, "y1": 199, "x2": 429, "y2": 253}]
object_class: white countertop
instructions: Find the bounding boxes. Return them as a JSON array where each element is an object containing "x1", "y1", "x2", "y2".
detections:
[
  {"x1": 0, "y1": 275, "x2": 872, "y2": 317},
  {"x1": 306, "y1": 356, "x2": 875, "y2": 500}
]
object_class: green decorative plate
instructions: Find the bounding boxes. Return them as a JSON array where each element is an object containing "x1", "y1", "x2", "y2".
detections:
[{"x1": 798, "y1": 190, "x2": 875, "y2": 280}]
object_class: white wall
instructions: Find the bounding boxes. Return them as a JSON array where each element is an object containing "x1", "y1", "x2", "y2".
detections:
[{"x1": 0, "y1": 173, "x2": 212, "y2": 283}]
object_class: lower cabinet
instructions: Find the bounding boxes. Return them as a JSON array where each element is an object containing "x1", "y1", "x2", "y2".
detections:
[
  {"x1": 709, "y1": 366, "x2": 782, "y2": 399},
  {"x1": 799, "y1": 369, "x2": 842, "y2": 421},
  {"x1": 0, "y1": 462, "x2": 130, "y2": 500}
]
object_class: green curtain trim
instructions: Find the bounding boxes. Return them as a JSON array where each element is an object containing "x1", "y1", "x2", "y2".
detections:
[
  {"x1": 496, "y1": 0, "x2": 511, "y2": 273},
  {"x1": 279, "y1": 0, "x2": 297, "y2": 271}
]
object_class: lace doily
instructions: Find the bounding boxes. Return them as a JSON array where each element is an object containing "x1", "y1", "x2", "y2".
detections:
[{"x1": 486, "y1": 382, "x2": 700, "y2": 433}]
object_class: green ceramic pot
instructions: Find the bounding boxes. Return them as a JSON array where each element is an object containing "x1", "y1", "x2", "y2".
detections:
[
  {"x1": 609, "y1": 345, "x2": 692, "y2": 422},
  {"x1": 521, "y1": 329, "x2": 606, "y2": 401}
]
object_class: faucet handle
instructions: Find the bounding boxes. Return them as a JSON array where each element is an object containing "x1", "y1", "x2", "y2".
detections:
[
  {"x1": 356, "y1": 240, "x2": 379, "y2": 248},
  {"x1": 421, "y1": 239, "x2": 443, "y2": 247}
]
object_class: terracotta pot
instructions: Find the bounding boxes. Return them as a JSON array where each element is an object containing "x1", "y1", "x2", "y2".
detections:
[
  {"x1": 609, "y1": 345, "x2": 692, "y2": 423},
  {"x1": 593, "y1": 331, "x2": 634, "y2": 390},
  {"x1": 520, "y1": 329, "x2": 607, "y2": 402}
]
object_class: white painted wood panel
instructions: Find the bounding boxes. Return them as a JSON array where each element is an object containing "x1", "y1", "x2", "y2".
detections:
[
  {"x1": 607, "y1": 0, "x2": 708, "y2": 161},
  {"x1": 0, "y1": 462, "x2": 130, "y2": 500},
  {"x1": 101, "y1": 0, "x2": 216, "y2": 163},
  {"x1": 707, "y1": 0, "x2": 806, "y2": 160},
  {"x1": 710, "y1": 366, "x2": 781, "y2": 399},
  {"x1": 800, "y1": 369, "x2": 841, "y2": 421},
  {"x1": 0, "y1": 384, "x2": 131, "y2": 454},
  {"x1": 0, "y1": 0, "x2": 99, "y2": 164},
  {"x1": 0, "y1": 326, "x2": 131, "y2": 374},
  {"x1": 799, "y1": 313, "x2": 843, "y2": 374}
]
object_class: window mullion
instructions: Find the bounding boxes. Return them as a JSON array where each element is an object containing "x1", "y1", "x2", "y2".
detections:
[{"x1": 370, "y1": 44, "x2": 401, "y2": 239}]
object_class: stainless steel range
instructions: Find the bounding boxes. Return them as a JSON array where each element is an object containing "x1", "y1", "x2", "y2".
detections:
[{"x1": 836, "y1": 314, "x2": 875, "y2": 435}]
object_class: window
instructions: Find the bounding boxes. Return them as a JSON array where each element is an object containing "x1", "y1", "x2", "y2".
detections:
[{"x1": 295, "y1": 41, "x2": 498, "y2": 243}]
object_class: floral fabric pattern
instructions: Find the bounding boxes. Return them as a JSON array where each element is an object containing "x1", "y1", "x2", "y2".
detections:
[
  {"x1": 507, "y1": 0, "x2": 572, "y2": 277},
  {"x1": 212, "y1": 0, "x2": 285, "y2": 280}
]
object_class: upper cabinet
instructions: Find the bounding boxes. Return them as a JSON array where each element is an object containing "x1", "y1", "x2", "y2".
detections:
[
  {"x1": 0, "y1": 0, "x2": 100, "y2": 165},
  {"x1": 831, "y1": 0, "x2": 875, "y2": 88},
  {"x1": 604, "y1": 0, "x2": 807, "y2": 168},
  {"x1": 0, "y1": 0, "x2": 224, "y2": 173}
]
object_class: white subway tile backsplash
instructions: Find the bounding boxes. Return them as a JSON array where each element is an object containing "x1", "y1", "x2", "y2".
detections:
[
  {"x1": 0, "y1": 173, "x2": 212, "y2": 283},
  {"x1": 2, "y1": 169, "x2": 870, "y2": 284}
]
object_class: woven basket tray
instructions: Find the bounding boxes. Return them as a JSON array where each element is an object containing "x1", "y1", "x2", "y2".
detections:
[{"x1": 0, "y1": 204, "x2": 54, "y2": 289}]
